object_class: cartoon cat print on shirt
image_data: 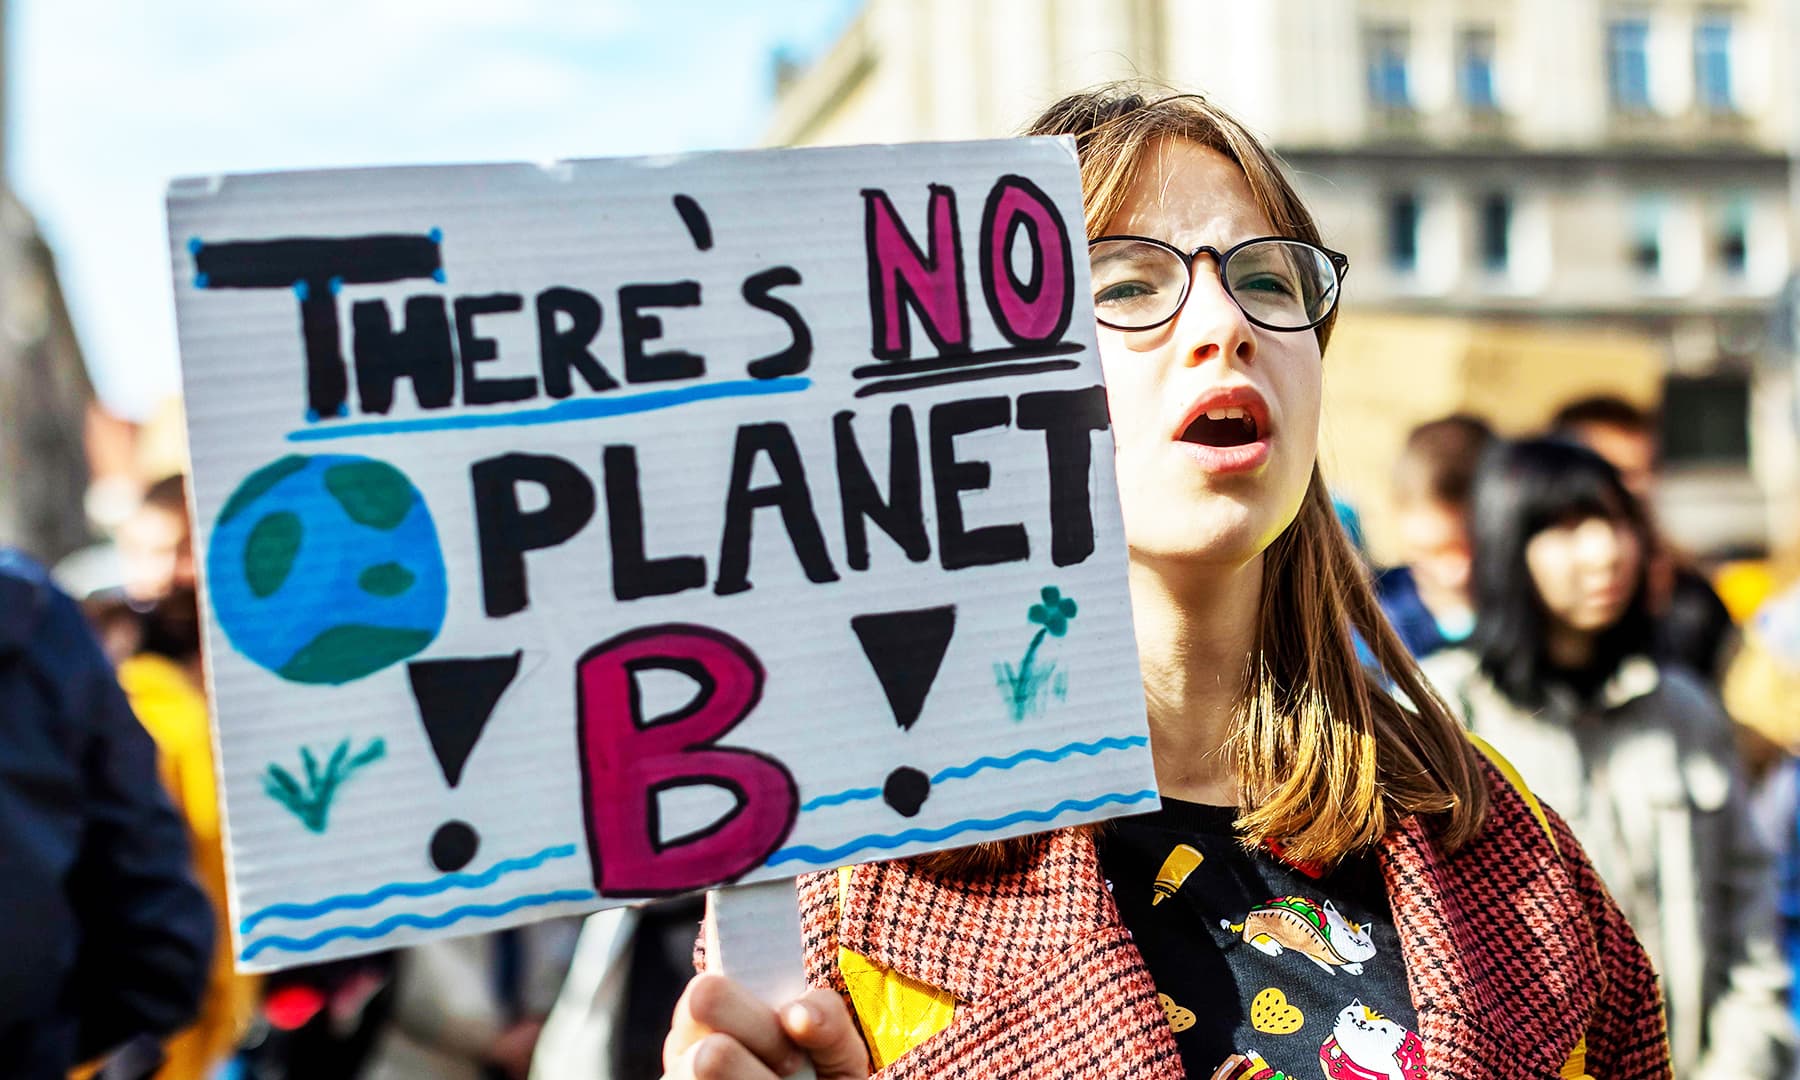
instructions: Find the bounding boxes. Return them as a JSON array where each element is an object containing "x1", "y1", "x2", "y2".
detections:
[
  {"x1": 1221, "y1": 897, "x2": 1377, "y2": 975},
  {"x1": 1318, "y1": 1000, "x2": 1426, "y2": 1080}
]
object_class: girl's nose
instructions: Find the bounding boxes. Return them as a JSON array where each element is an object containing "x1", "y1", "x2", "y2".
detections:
[{"x1": 1172, "y1": 265, "x2": 1256, "y2": 370}]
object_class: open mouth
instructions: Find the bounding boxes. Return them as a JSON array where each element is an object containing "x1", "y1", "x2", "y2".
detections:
[{"x1": 1180, "y1": 407, "x2": 1260, "y2": 447}]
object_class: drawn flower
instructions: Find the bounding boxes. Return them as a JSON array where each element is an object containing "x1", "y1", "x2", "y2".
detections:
[{"x1": 1028, "y1": 586, "x2": 1079, "y2": 637}]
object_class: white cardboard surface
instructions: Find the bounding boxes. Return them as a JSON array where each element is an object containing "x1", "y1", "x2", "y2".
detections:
[{"x1": 167, "y1": 138, "x2": 1155, "y2": 972}]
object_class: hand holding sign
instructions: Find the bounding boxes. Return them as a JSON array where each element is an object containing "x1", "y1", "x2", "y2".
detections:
[{"x1": 168, "y1": 139, "x2": 1155, "y2": 987}]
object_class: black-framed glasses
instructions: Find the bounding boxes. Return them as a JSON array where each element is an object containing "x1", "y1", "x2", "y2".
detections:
[{"x1": 1088, "y1": 235, "x2": 1350, "y2": 333}]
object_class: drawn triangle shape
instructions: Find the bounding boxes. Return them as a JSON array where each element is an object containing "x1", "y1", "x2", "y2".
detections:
[
  {"x1": 850, "y1": 605, "x2": 956, "y2": 731},
  {"x1": 406, "y1": 651, "x2": 522, "y2": 787}
]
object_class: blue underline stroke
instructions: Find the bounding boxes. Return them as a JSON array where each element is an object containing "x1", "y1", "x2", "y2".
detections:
[
  {"x1": 284, "y1": 377, "x2": 812, "y2": 442},
  {"x1": 765, "y1": 789, "x2": 1160, "y2": 868},
  {"x1": 238, "y1": 843, "x2": 579, "y2": 934},
  {"x1": 796, "y1": 735, "x2": 1149, "y2": 813},
  {"x1": 239, "y1": 889, "x2": 598, "y2": 960}
]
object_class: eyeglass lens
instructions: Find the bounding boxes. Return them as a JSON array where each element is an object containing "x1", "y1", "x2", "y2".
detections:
[{"x1": 1089, "y1": 238, "x2": 1340, "y2": 331}]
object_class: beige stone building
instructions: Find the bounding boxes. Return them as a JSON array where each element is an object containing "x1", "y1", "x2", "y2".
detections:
[{"x1": 765, "y1": 0, "x2": 1800, "y2": 562}]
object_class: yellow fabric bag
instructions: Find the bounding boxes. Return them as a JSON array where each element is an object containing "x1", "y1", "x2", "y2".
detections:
[{"x1": 834, "y1": 867, "x2": 956, "y2": 1069}]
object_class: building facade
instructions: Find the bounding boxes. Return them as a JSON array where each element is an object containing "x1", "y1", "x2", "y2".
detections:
[
  {"x1": 765, "y1": 0, "x2": 1800, "y2": 560},
  {"x1": 0, "y1": 0, "x2": 94, "y2": 567}
]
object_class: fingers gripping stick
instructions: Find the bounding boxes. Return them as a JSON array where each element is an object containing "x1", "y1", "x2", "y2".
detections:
[{"x1": 707, "y1": 878, "x2": 817, "y2": 1080}]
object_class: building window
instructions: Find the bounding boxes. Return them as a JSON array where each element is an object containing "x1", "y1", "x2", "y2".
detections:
[
  {"x1": 1366, "y1": 25, "x2": 1412, "y2": 109},
  {"x1": 1718, "y1": 200, "x2": 1749, "y2": 277},
  {"x1": 1388, "y1": 193, "x2": 1420, "y2": 271},
  {"x1": 1630, "y1": 200, "x2": 1662, "y2": 275},
  {"x1": 1460, "y1": 27, "x2": 1499, "y2": 111},
  {"x1": 1694, "y1": 13, "x2": 1735, "y2": 112},
  {"x1": 1479, "y1": 193, "x2": 1511, "y2": 272},
  {"x1": 1662, "y1": 373, "x2": 1750, "y2": 465},
  {"x1": 1608, "y1": 17, "x2": 1652, "y2": 111}
]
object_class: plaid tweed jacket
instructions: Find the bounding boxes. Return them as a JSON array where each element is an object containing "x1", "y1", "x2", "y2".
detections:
[{"x1": 789, "y1": 761, "x2": 1670, "y2": 1079}]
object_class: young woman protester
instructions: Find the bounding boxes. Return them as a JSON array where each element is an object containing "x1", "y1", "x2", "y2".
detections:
[
  {"x1": 1423, "y1": 438, "x2": 1793, "y2": 1078},
  {"x1": 660, "y1": 88, "x2": 1669, "y2": 1080}
]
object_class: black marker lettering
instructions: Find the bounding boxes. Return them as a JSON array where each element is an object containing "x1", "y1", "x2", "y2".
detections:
[
  {"x1": 929, "y1": 397, "x2": 1028, "y2": 570},
  {"x1": 619, "y1": 282, "x2": 704, "y2": 383},
  {"x1": 742, "y1": 267, "x2": 812, "y2": 379},
  {"x1": 603, "y1": 446, "x2": 707, "y2": 601},
  {"x1": 536, "y1": 287, "x2": 617, "y2": 398},
  {"x1": 471, "y1": 453, "x2": 597, "y2": 618},
  {"x1": 351, "y1": 296, "x2": 455, "y2": 414},
  {"x1": 193, "y1": 233, "x2": 442, "y2": 419},
  {"x1": 716, "y1": 423, "x2": 840, "y2": 596},
  {"x1": 455, "y1": 294, "x2": 534, "y2": 405},
  {"x1": 1017, "y1": 386, "x2": 1108, "y2": 566},
  {"x1": 834, "y1": 407, "x2": 929, "y2": 571}
]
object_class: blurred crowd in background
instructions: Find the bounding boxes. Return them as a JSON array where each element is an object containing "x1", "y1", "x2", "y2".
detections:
[{"x1": 7, "y1": 1, "x2": 1800, "y2": 1077}]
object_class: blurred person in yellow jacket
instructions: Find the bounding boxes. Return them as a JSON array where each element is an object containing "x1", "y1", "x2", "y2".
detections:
[{"x1": 111, "y1": 476, "x2": 259, "y2": 1079}]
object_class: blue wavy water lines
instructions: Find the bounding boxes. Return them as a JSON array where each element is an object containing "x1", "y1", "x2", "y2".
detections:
[
  {"x1": 239, "y1": 889, "x2": 598, "y2": 961},
  {"x1": 800, "y1": 786, "x2": 884, "y2": 812},
  {"x1": 238, "y1": 843, "x2": 578, "y2": 934},
  {"x1": 765, "y1": 789, "x2": 1160, "y2": 868},
  {"x1": 796, "y1": 734, "x2": 1149, "y2": 814},
  {"x1": 930, "y1": 734, "x2": 1148, "y2": 782}
]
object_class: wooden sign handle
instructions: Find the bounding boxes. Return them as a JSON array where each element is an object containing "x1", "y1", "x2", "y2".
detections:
[{"x1": 706, "y1": 878, "x2": 818, "y2": 1080}]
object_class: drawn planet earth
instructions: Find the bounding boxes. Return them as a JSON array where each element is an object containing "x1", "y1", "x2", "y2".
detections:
[{"x1": 207, "y1": 453, "x2": 447, "y2": 684}]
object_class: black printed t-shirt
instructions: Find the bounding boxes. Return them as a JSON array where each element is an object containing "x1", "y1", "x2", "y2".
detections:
[{"x1": 1096, "y1": 800, "x2": 1424, "y2": 1080}]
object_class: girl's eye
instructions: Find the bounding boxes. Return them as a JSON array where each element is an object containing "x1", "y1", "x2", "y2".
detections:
[
  {"x1": 1095, "y1": 280, "x2": 1157, "y2": 304},
  {"x1": 1235, "y1": 272, "x2": 1298, "y2": 297}
]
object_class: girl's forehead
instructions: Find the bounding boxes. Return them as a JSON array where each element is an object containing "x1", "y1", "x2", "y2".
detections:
[{"x1": 1101, "y1": 140, "x2": 1275, "y2": 244}]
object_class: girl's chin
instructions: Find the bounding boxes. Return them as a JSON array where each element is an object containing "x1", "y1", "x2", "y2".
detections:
[{"x1": 1127, "y1": 527, "x2": 1269, "y2": 571}]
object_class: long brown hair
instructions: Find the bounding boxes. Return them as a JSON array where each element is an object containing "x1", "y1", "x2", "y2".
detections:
[{"x1": 928, "y1": 86, "x2": 1488, "y2": 874}]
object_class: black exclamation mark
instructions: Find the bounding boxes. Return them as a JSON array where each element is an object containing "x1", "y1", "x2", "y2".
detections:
[
  {"x1": 406, "y1": 651, "x2": 522, "y2": 871},
  {"x1": 850, "y1": 605, "x2": 956, "y2": 818}
]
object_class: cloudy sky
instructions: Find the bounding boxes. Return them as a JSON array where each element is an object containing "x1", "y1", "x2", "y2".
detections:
[{"x1": 10, "y1": 0, "x2": 860, "y2": 418}]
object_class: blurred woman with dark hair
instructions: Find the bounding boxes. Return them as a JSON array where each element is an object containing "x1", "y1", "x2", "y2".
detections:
[{"x1": 1424, "y1": 437, "x2": 1793, "y2": 1077}]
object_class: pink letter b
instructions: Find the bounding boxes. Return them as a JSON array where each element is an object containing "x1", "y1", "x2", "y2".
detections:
[{"x1": 576, "y1": 625, "x2": 796, "y2": 896}]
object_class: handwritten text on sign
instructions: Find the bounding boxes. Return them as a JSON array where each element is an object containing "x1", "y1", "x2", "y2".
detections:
[{"x1": 168, "y1": 139, "x2": 1155, "y2": 971}]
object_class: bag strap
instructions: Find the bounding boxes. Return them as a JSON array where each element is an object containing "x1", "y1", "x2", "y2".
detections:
[{"x1": 1466, "y1": 733, "x2": 1591, "y2": 1080}]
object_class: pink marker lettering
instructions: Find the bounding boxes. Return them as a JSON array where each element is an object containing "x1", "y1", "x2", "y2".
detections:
[
  {"x1": 861, "y1": 184, "x2": 970, "y2": 359},
  {"x1": 575, "y1": 625, "x2": 796, "y2": 896},
  {"x1": 980, "y1": 175, "x2": 1074, "y2": 347}
]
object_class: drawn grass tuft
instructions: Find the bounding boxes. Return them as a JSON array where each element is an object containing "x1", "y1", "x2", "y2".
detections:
[{"x1": 263, "y1": 736, "x2": 386, "y2": 833}]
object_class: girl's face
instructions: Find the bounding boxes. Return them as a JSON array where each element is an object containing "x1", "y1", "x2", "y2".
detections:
[
  {"x1": 1094, "y1": 139, "x2": 1322, "y2": 570},
  {"x1": 1524, "y1": 514, "x2": 1642, "y2": 635}
]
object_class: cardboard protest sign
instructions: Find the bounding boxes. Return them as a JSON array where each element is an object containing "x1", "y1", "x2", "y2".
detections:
[{"x1": 167, "y1": 138, "x2": 1156, "y2": 972}]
